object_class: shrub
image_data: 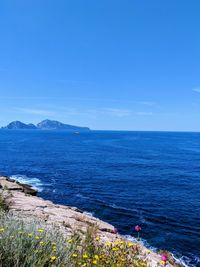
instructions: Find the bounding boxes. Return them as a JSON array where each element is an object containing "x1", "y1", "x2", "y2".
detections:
[
  {"x1": 0, "y1": 212, "x2": 149, "y2": 267},
  {"x1": 0, "y1": 192, "x2": 9, "y2": 212}
]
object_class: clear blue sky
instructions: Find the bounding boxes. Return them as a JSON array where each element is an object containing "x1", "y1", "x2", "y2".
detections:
[{"x1": 0, "y1": 0, "x2": 200, "y2": 131}]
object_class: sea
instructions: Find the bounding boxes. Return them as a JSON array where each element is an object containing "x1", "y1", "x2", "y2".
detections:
[{"x1": 0, "y1": 130, "x2": 199, "y2": 267}]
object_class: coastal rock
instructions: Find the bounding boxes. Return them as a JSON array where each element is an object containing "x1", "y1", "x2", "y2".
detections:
[
  {"x1": 17, "y1": 182, "x2": 38, "y2": 196},
  {"x1": 0, "y1": 176, "x2": 37, "y2": 195},
  {"x1": 0, "y1": 176, "x2": 114, "y2": 235}
]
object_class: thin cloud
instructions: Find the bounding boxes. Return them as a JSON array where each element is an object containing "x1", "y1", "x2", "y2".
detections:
[
  {"x1": 0, "y1": 96, "x2": 56, "y2": 100},
  {"x1": 102, "y1": 108, "x2": 132, "y2": 117},
  {"x1": 139, "y1": 101, "x2": 156, "y2": 106},
  {"x1": 192, "y1": 88, "x2": 200, "y2": 93},
  {"x1": 135, "y1": 112, "x2": 153, "y2": 116},
  {"x1": 58, "y1": 107, "x2": 82, "y2": 116},
  {"x1": 57, "y1": 79, "x2": 95, "y2": 85},
  {"x1": 16, "y1": 108, "x2": 56, "y2": 116}
]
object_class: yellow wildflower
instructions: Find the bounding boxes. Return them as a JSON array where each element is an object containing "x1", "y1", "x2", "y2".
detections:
[
  {"x1": 35, "y1": 236, "x2": 40, "y2": 240},
  {"x1": 83, "y1": 254, "x2": 88, "y2": 259},
  {"x1": 94, "y1": 255, "x2": 99, "y2": 260},
  {"x1": 28, "y1": 233, "x2": 33, "y2": 237},
  {"x1": 72, "y1": 253, "x2": 77, "y2": 257},
  {"x1": 93, "y1": 260, "x2": 97, "y2": 264},
  {"x1": 106, "y1": 242, "x2": 111, "y2": 247},
  {"x1": 0, "y1": 228, "x2": 5, "y2": 232},
  {"x1": 51, "y1": 256, "x2": 56, "y2": 261},
  {"x1": 120, "y1": 256, "x2": 125, "y2": 262},
  {"x1": 38, "y1": 229, "x2": 43, "y2": 233},
  {"x1": 67, "y1": 239, "x2": 72, "y2": 243},
  {"x1": 128, "y1": 242, "x2": 133, "y2": 247},
  {"x1": 95, "y1": 236, "x2": 100, "y2": 241}
]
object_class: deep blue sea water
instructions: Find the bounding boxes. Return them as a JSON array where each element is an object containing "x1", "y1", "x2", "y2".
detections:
[{"x1": 0, "y1": 130, "x2": 200, "y2": 266}]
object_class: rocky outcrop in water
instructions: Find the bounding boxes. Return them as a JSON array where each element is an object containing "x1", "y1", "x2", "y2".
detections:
[
  {"x1": 37, "y1": 119, "x2": 90, "y2": 131},
  {"x1": 2, "y1": 120, "x2": 90, "y2": 131},
  {"x1": 2, "y1": 121, "x2": 37, "y2": 129}
]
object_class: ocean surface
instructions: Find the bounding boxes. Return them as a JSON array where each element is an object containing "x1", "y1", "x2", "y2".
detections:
[{"x1": 0, "y1": 130, "x2": 199, "y2": 266}]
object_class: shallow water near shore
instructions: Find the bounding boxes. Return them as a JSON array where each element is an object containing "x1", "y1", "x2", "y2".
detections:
[{"x1": 0, "y1": 130, "x2": 200, "y2": 266}]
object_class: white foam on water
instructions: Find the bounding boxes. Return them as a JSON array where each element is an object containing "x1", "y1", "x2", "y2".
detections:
[
  {"x1": 10, "y1": 174, "x2": 43, "y2": 192},
  {"x1": 75, "y1": 193, "x2": 91, "y2": 200},
  {"x1": 123, "y1": 235, "x2": 198, "y2": 267},
  {"x1": 172, "y1": 254, "x2": 198, "y2": 267},
  {"x1": 83, "y1": 211, "x2": 94, "y2": 217},
  {"x1": 124, "y1": 234, "x2": 157, "y2": 252}
]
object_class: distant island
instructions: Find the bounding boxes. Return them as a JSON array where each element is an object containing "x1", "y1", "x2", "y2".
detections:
[{"x1": 1, "y1": 119, "x2": 90, "y2": 131}]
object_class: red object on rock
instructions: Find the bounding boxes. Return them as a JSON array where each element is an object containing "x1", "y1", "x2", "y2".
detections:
[
  {"x1": 161, "y1": 254, "x2": 168, "y2": 262},
  {"x1": 135, "y1": 225, "x2": 141, "y2": 232},
  {"x1": 113, "y1": 228, "x2": 118, "y2": 234}
]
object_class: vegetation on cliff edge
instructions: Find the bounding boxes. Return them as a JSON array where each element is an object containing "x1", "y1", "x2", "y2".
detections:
[{"x1": 0, "y1": 211, "x2": 153, "y2": 267}]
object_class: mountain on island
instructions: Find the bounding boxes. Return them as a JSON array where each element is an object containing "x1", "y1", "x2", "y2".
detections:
[
  {"x1": 3, "y1": 121, "x2": 37, "y2": 130},
  {"x1": 37, "y1": 119, "x2": 90, "y2": 131},
  {"x1": 2, "y1": 119, "x2": 90, "y2": 131}
]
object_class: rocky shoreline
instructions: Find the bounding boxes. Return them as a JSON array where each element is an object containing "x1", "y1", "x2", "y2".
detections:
[{"x1": 0, "y1": 176, "x2": 183, "y2": 267}]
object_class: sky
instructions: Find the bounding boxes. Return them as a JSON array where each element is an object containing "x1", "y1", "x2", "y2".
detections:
[{"x1": 0, "y1": 0, "x2": 200, "y2": 131}]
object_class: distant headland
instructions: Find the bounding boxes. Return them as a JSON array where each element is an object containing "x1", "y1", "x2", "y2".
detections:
[{"x1": 1, "y1": 119, "x2": 90, "y2": 131}]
